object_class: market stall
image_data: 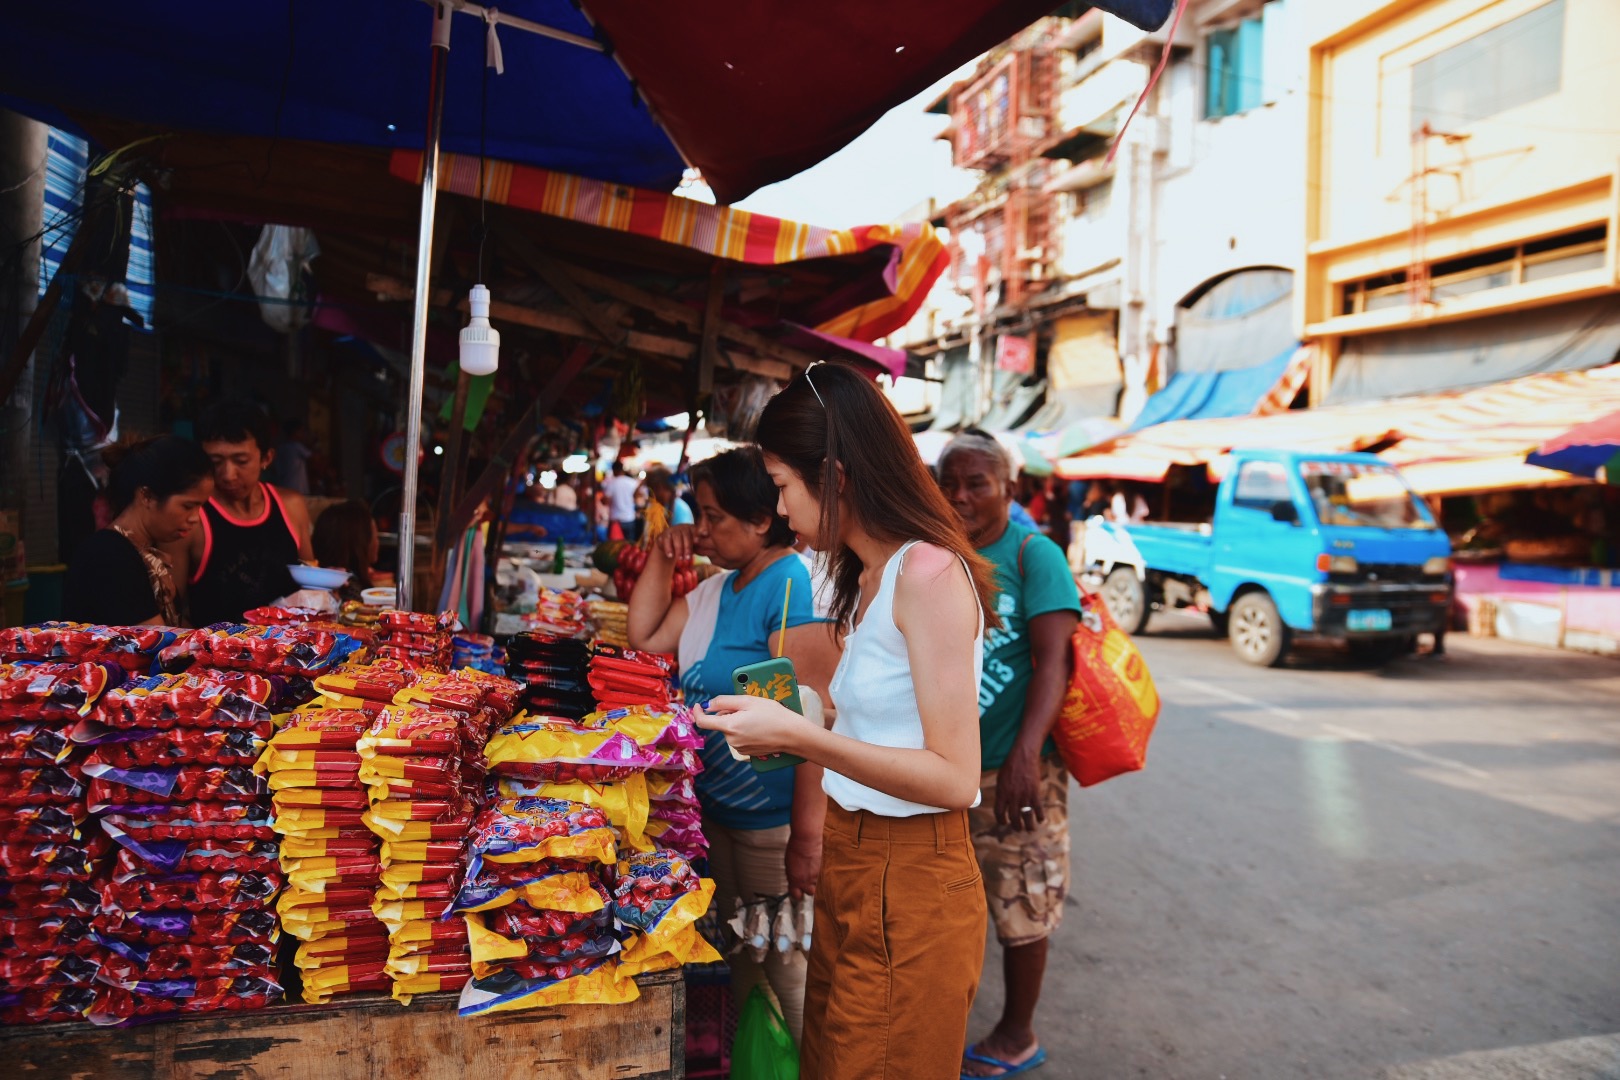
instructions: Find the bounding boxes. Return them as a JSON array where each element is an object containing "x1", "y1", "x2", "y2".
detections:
[
  {"x1": 1056, "y1": 366, "x2": 1620, "y2": 652},
  {"x1": 0, "y1": 600, "x2": 715, "y2": 1070}
]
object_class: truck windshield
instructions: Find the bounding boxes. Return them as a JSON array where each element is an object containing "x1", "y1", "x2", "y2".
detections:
[{"x1": 1299, "y1": 461, "x2": 1432, "y2": 530}]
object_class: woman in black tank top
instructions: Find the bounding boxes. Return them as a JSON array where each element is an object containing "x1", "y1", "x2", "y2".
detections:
[{"x1": 189, "y1": 484, "x2": 301, "y2": 626}]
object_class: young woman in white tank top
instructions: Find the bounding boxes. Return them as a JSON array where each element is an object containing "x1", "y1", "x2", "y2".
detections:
[{"x1": 697, "y1": 363, "x2": 1002, "y2": 1080}]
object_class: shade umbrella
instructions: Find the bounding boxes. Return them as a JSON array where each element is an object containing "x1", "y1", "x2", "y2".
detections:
[
  {"x1": 1526, "y1": 409, "x2": 1620, "y2": 483},
  {"x1": 4, "y1": 0, "x2": 1175, "y2": 603}
]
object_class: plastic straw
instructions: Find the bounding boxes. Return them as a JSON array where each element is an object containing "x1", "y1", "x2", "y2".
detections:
[{"x1": 776, "y1": 578, "x2": 792, "y2": 658}]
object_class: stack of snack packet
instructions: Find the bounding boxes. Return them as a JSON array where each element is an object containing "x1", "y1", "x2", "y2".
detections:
[
  {"x1": 79, "y1": 663, "x2": 293, "y2": 1025},
  {"x1": 262, "y1": 705, "x2": 393, "y2": 1004},
  {"x1": 452, "y1": 795, "x2": 630, "y2": 1015},
  {"x1": 581, "y1": 646, "x2": 706, "y2": 859},
  {"x1": 361, "y1": 667, "x2": 521, "y2": 1004},
  {"x1": 451, "y1": 633, "x2": 504, "y2": 676},
  {"x1": 506, "y1": 632, "x2": 594, "y2": 721},
  {"x1": 455, "y1": 687, "x2": 719, "y2": 1016},
  {"x1": 587, "y1": 645, "x2": 673, "y2": 711},
  {"x1": 0, "y1": 659, "x2": 122, "y2": 1025},
  {"x1": 266, "y1": 656, "x2": 429, "y2": 1003},
  {"x1": 373, "y1": 610, "x2": 456, "y2": 672},
  {"x1": 587, "y1": 600, "x2": 629, "y2": 648},
  {"x1": 522, "y1": 587, "x2": 590, "y2": 639}
]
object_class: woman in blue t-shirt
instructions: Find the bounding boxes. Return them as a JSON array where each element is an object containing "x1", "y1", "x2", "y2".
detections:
[{"x1": 627, "y1": 446, "x2": 840, "y2": 1042}]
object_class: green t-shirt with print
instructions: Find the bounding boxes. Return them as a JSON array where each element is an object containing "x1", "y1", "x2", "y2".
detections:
[{"x1": 977, "y1": 521, "x2": 1082, "y2": 771}]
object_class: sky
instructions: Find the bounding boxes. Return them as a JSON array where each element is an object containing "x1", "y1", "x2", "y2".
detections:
[{"x1": 729, "y1": 72, "x2": 978, "y2": 227}]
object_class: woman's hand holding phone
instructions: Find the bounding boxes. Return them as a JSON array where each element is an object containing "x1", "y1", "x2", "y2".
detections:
[{"x1": 695, "y1": 695, "x2": 813, "y2": 760}]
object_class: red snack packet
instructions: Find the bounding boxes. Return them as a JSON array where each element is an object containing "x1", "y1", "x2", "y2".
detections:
[
  {"x1": 0, "y1": 985, "x2": 98, "y2": 1025},
  {"x1": 0, "y1": 622, "x2": 179, "y2": 670},
  {"x1": 111, "y1": 840, "x2": 280, "y2": 878},
  {"x1": 98, "y1": 941, "x2": 275, "y2": 982},
  {"x1": 0, "y1": 878, "x2": 101, "y2": 915},
  {"x1": 94, "y1": 669, "x2": 277, "y2": 731},
  {"x1": 591, "y1": 643, "x2": 675, "y2": 677},
  {"x1": 90, "y1": 977, "x2": 282, "y2": 1025},
  {"x1": 100, "y1": 869, "x2": 282, "y2": 913},
  {"x1": 0, "y1": 953, "x2": 102, "y2": 988},
  {"x1": 357, "y1": 708, "x2": 464, "y2": 756},
  {"x1": 88, "y1": 728, "x2": 266, "y2": 769},
  {"x1": 0, "y1": 765, "x2": 84, "y2": 806},
  {"x1": 91, "y1": 906, "x2": 279, "y2": 945},
  {"x1": 0, "y1": 835, "x2": 109, "y2": 882},
  {"x1": 84, "y1": 761, "x2": 265, "y2": 805},
  {"x1": 99, "y1": 803, "x2": 275, "y2": 841},
  {"x1": 0, "y1": 661, "x2": 119, "y2": 719},
  {"x1": 186, "y1": 623, "x2": 354, "y2": 676},
  {"x1": 378, "y1": 609, "x2": 459, "y2": 634}
]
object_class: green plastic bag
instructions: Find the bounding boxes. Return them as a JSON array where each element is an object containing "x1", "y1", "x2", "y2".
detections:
[{"x1": 731, "y1": 985, "x2": 799, "y2": 1080}]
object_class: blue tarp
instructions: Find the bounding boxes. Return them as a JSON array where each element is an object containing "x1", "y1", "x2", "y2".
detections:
[
  {"x1": 1129, "y1": 344, "x2": 1296, "y2": 431},
  {"x1": 3, "y1": 1, "x2": 688, "y2": 193},
  {"x1": 3, "y1": 1, "x2": 1177, "y2": 204}
]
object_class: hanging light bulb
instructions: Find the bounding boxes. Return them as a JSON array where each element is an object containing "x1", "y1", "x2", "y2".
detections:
[{"x1": 459, "y1": 283, "x2": 500, "y2": 376}]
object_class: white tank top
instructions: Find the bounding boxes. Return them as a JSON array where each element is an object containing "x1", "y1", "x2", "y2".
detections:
[{"x1": 823, "y1": 541, "x2": 984, "y2": 817}]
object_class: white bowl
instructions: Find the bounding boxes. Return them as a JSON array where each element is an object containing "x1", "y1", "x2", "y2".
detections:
[
  {"x1": 361, "y1": 587, "x2": 397, "y2": 607},
  {"x1": 288, "y1": 564, "x2": 352, "y2": 591}
]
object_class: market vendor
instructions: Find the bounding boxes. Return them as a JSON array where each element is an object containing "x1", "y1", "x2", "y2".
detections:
[
  {"x1": 938, "y1": 429, "x2": 1081, "y2": 1080},
  {"x1": 167, "y1": 399, "x2": 314, "y2": 626},
  {"x1": 64, "y1": 435, "x2": 215, "y2": 626},
  {"x1": 625, "y1": 446, "x2": 840, "y2": 1044}
]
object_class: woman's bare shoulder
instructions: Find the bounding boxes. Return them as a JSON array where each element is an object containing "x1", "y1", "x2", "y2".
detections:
[{"x1": 896, "y1": 542, "x2": 970, "y2": 591}]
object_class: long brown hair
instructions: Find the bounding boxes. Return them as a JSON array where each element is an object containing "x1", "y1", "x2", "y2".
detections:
[{"x1": 755, "y1": 363, "x2": 1000, "y2": 632}]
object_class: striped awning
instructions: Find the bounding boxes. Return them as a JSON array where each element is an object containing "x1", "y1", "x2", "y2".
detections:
[
  {"x1": 390, "y1": 151, "x2": 948, "y2": 344},
  {"x1": 1058, "y1": 365, "x2": 1620, "y2": 492}
]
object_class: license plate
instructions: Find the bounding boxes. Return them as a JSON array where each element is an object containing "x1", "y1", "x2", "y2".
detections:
[{"x1": 1347, "y1": 609, "x2": 1393, "y2": 632}]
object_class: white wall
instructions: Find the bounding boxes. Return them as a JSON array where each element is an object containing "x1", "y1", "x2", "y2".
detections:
[{"x1": 1148, "y1": 0, "x2": 1309, "y2": 351}]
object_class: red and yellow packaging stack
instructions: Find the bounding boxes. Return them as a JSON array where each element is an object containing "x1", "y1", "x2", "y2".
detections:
[{"x1": 360, "y1": 665, "x2": 521, "y2": 1004}]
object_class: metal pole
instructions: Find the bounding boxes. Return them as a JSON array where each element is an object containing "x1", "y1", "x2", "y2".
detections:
[{"x1": 399, "y1": 1, "x2": 453, "y2": 611}]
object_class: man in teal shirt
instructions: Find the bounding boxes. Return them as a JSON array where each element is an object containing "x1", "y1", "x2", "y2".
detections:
[{"x1": 940, "y1": 430, "x2": 1080, "y2": 1079}]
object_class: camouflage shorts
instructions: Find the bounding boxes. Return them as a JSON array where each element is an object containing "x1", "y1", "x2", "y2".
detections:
[{"x1": 968, "y1": 755, "x2": 1071, "y2": 947}]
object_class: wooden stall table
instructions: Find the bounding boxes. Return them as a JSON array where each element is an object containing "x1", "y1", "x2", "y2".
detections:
[{"x1": 3, "y1": 970, "x2": 684, "y2": 1080}]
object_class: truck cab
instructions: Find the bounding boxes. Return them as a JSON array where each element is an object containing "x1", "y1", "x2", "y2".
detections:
[{"x1": 1080, "y1": 449, "x2": 1453, "y2": 666}]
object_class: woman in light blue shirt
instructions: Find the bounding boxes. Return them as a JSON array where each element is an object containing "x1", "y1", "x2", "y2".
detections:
[{"x1": 627, "y1": 447, "x2": 840, "y2": 1042}]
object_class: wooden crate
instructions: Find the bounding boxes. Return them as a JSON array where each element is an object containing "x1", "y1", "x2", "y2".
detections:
[{"x1": 2, "y1": 971, "x2": 684, "y2": 1080}]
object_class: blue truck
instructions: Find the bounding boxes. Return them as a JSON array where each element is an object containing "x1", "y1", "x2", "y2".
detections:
[{"x1": 1079, "y1": 449, "x2": 1453, "y2": 666}]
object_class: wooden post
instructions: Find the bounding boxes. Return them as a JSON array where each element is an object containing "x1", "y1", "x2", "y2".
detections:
[
  {"x1": 447, "y1": 343, "x2": 594, "y2": 541},
  {"x1": 698, "y1": 265, "x2": 724, "y2": 397}
]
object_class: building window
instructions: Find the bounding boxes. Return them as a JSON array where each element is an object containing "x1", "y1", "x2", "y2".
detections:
[
  {"x1": 1411, "y1": 0, "x2": 1564, "y2": 134},
  {"x1": 1070, "y1": 178, "x2": 1113, "y2": 223},
  {"x1": 1337, "y1": 224, "x2": 1606, "y2": 315},
  {"x1": 1205, "y1": 15, "x2": 1265, "y2": 119}
]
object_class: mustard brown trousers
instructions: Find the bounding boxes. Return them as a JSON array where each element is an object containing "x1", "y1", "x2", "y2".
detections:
[{"x1": 799, "y1": 804, "x2": 989, "y2": 1079}]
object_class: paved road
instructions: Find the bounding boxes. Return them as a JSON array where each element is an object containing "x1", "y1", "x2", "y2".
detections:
[{"x1": 967, "y1": 613, "x2": 1620, "y2": 1079}]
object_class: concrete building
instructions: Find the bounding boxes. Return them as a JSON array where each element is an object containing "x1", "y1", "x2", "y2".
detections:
[
  {"x1": 897, "y1": 0, "x2": 1317, "y2": 443},
  {"x1": 1303, "y1": 0, "x2": 1620, "y2": 404}
]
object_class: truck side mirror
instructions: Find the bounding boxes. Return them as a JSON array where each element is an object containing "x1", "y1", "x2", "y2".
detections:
[{"x1": 1270, "y1": 501, "x2": 1300, "y2": 525}]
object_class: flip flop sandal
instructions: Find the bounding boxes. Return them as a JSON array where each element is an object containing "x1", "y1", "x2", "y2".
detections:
[{"x1": 961, "y1": 1044, "x2": 1049, "y2": 1078}]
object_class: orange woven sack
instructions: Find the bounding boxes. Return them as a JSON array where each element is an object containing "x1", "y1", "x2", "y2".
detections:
[{"x1": 1052, "y1": 591, "x2": 1160, "y2": 787}]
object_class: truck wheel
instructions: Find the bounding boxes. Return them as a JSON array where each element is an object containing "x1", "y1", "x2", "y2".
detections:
[
  {"x1": 1102, "y1": 568, "x2": 1150, "y2": 635},
  {"x1": 1230, "y1": 591, "x2": 1290, "y2": 667}
]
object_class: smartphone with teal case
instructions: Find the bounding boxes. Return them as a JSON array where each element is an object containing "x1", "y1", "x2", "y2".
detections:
[{"x1": 732, "y1": 658, "x2": 807, "y2": 772}]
